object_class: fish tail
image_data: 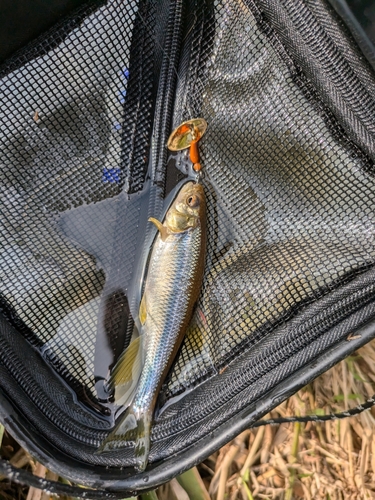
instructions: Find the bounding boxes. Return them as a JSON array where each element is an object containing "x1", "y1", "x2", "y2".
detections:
[
  {"x1": 133, "y1": 410, "x2": 152, "y2": 472},
  {"x1": 98, "y1": 406, "x2": 152, "y2": 472}
]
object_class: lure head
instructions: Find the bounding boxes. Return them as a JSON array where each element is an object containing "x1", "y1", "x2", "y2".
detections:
[{"x1": 165, "y1": 182, "x2": 205, "y2": 233}]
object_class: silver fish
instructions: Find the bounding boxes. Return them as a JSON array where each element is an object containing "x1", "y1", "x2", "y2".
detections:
[{"x1": 99, "y1": 181, "x2": 206, "y2": 471}]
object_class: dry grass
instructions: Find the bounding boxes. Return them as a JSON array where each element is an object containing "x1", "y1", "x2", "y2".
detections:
[
  {"x1": 2, "y1": 340, "x2": 375, "y2": 499},
  {"x1": 199, "y1": 340, "x2": 375, "y2": 500}
]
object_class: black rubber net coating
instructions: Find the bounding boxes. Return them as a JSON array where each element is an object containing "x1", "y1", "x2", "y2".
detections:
[{"x1": 1, "y1": 0, "x2": 375, "y2": 494}]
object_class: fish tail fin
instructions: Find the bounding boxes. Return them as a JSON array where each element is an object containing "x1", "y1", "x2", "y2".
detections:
[
  {"x1": 133, "y1": 410, "x2": 152, "y2": 472},
  {"x1": 98, "y1": 406, "x2": 152, "y2": 471}
]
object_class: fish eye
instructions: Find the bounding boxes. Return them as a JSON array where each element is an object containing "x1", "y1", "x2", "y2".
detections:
[{"x1": 186, "y1": 194, "x2": 200, "y2": 208}]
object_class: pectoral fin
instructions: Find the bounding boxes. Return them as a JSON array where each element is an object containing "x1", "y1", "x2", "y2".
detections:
[{"x1": 149, "y1": 217, "x2": 168, "y2": 241}]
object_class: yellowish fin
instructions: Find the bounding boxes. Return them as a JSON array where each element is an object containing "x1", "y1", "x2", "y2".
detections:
[
  {"x1": 139, "y1": 294, "x2": 147, "y2": 326},
  {"x1": 108, "y1": 336, "x2": 142, "y2": 405},
  {"x1": 149, "y1": 217, "x2": 168, "y2": 241}
]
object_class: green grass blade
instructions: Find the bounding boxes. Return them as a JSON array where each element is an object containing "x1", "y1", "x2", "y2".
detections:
[
  {"x1": 241, "y1": 478, "x2": 254, "y2": 500},
  {"x1": 176, "y1": 467, "x2": 210, "y2": 500},
  {"x1": 140, "y1": 490, "x2": 158, "y2": 500}
]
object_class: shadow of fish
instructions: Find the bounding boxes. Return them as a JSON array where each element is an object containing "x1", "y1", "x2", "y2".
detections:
[{"x1": 98, "y1": 181, "x2": 206, "y2": 471}]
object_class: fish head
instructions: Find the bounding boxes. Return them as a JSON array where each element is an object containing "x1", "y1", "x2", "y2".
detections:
[{"x1": 165, "y1": 182, "x2": 205, "y2": 233}]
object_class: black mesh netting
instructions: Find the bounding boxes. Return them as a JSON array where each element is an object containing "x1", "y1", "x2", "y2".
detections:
[
  {"x1": 1, "y1": 0, "x2": 375, "y2": 476},
  {"x1": 0, "y1": 0, "x2": 155, "y2": 398},
  {"x1": 164, "y1": 0, "x2": 375, "y2": 395}
]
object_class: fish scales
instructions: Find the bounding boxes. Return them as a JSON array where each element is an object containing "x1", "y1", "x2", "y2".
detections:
[{"x1": 138, "y1": 225, "x2": 203, "y2": 410}]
